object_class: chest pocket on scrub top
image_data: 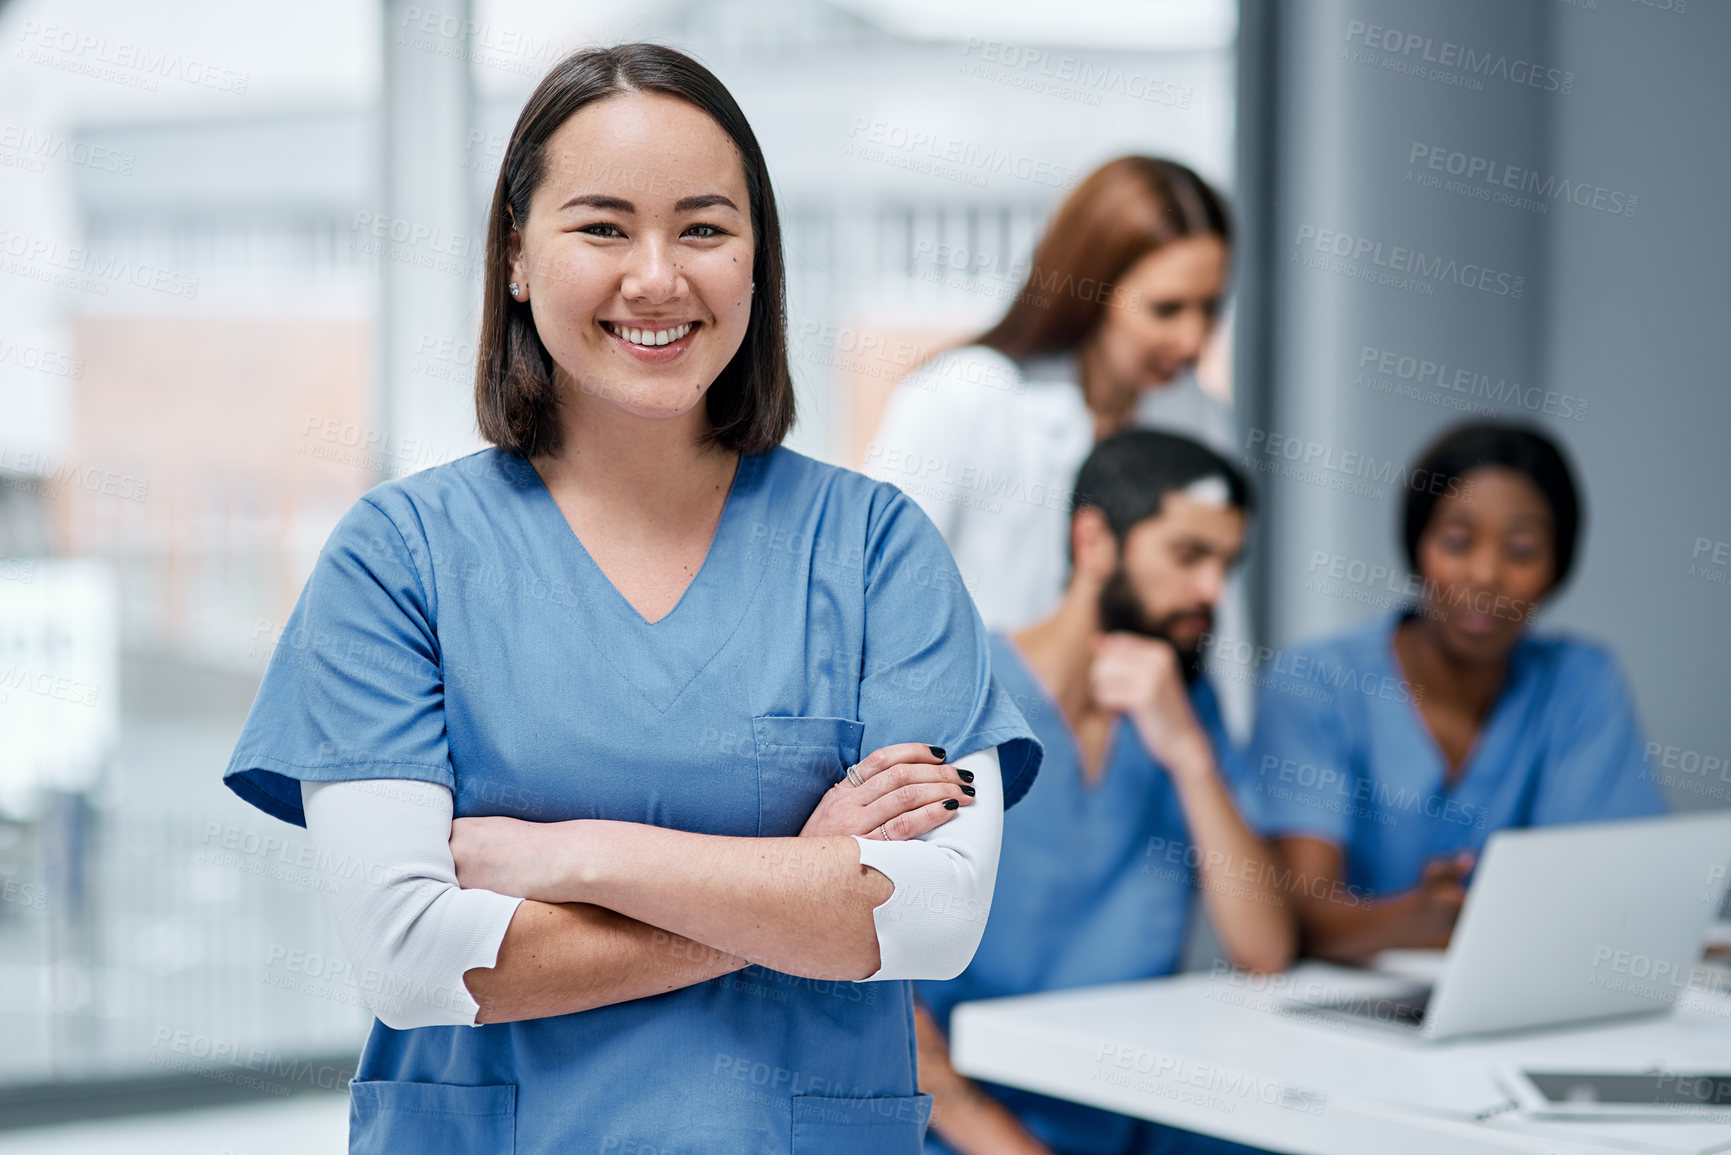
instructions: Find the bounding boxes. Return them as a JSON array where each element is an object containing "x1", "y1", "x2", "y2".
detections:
[{"x1": 753, "y1": 715, "x2": 865, "y2": 837}]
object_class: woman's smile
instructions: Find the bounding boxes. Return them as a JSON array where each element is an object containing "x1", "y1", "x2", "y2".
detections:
[
  {"x1": 600, "y1": 319, "x2": 702, "y2": 363},
  {"x1": 602, "y1": 320, "x2": 697, "y2": 347}
]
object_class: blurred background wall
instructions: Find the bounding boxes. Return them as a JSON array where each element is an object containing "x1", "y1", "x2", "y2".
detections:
[{"x1": 0, "y1": 0, "x2": 1725, "y2": 1143}]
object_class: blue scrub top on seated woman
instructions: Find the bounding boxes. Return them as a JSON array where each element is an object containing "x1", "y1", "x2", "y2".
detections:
[
  {"x1": 223, "y1": 445, "x2": 1042, "y2": 1155},
  {"x1": 918, "y1": 635, "x2": 1251, "y2": 1155},
  {"x1": 1246, "y1": 608, "x2": 1667, "y2": 899}
]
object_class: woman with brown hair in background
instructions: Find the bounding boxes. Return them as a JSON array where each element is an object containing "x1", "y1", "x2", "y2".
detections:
[{"x1": 866, "y1": 156, "x2": 1235, "y2": 634}]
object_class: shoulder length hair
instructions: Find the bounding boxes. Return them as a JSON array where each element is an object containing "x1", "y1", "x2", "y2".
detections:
[
  {"x1": 474, "y1": 43, "x2": 794, "y2": 458},
  {"x1": 975, "y1": 156, "x2": 1231, "y2": 361}
]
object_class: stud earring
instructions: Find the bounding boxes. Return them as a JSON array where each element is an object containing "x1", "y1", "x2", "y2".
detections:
[{"x1": 509, "y1": 282, "x2": 520, "y2": 298}]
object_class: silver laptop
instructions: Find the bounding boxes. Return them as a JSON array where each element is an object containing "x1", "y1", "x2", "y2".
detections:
[{"x1": 1289, "y1": 811, "x2": 1731, "y2": 1042}]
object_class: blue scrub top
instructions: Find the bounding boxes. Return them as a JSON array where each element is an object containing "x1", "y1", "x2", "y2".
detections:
[
  {"x1": 223, "y1": 446, "x2": 1042, "y2": 1155},
  {"x1": 917, "y1": 635, "x2": 1246, "y2": 1155},
  {"x1": 1246, "y1": 609, "x2": 1667, "y2": 898}
]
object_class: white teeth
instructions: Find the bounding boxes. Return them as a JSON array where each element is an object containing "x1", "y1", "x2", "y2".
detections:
[{"x1": 608, "y1": 322, "x2": 693, "y2": 347}]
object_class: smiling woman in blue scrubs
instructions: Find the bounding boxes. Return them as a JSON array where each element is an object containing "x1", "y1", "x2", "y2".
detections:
[
  {"x1": 1248, "y1": 423, "x2": 1667, "y2": 961},
  {"x1": 222, "y1": 45, "x2": 1039, "y2": 1154}
]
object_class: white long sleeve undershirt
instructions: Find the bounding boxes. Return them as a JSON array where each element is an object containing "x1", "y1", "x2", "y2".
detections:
[
  {"x1": 297, "y1": 744, "x2": 1004, "y2": 1026},
  {"x1": 852, "y1": 745, "x2": 1003, "y2": 981},
  {"x1": 300, "y1": 778, "x2": 522, "y2": 1030}
]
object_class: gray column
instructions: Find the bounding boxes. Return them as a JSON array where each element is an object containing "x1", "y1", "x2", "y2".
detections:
[
  {"x1": 1252, "y1": 0, "x2": 1553, "y2": 647},
  {"x1": 377, "y1": 0, "x2": 482, "y2": 479}
]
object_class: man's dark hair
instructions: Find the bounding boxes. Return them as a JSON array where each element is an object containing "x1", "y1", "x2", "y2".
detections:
[{"x1": 1071, "y1": 428, "x2": 1253, "y2": 558}]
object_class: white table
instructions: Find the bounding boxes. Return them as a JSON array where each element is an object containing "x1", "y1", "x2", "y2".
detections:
[{"x1": 949, "y1": 962, "x2": 1731, "y2": 1155}]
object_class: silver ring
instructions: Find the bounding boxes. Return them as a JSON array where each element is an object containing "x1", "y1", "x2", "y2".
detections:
[
  {"x1": 876, "y1": 824, "x2": 890, "y2": 841},
  {"x1": 845, "y1": 763, "x2": 865, "y2": 788}
]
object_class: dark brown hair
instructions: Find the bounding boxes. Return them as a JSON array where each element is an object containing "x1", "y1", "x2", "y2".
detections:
[
  {"x1": 475, "y1": 44, "x2": 794, "y2": 457},
  {"x1": 975, "y1": 156, "x2": 1231, "y2": 361}
]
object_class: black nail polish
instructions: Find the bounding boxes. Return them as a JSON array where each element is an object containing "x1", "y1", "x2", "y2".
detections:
[
  {"x1": 957, "y1": 769, "x2": 974, "y2": 783},
  {"x1": 929, "y1": 746, "x2": 946, "y2": 760},
  {"x1": 960, "y1": 785, "x2": 976, "y2": 796},
  {"x1": 942, "y1": 799, "x2": 959, "y2": 810}
]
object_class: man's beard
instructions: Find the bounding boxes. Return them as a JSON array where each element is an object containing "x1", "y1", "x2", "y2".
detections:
[{"x1": 1097, "y1": 566, "x2": 1212, "y2": 686}]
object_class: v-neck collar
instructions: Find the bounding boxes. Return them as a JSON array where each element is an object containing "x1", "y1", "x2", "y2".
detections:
[
  {"x1": 1380, "y1": 609, "x2": 1530, "y2": 798},
  {"x1": 997, "y1": 634, "x2": 1128, "y2": 797},
  {"x1": 527, "y1": 449, "x2": 753, "y2": 627},
  {"x1": 514, "y1": 448, "x2": 772, "y2": 714}
]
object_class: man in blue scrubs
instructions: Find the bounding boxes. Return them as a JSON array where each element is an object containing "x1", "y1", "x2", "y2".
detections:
[{"x1": 914, "y1": 430, "x2": 1294, "y2": 1155}]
